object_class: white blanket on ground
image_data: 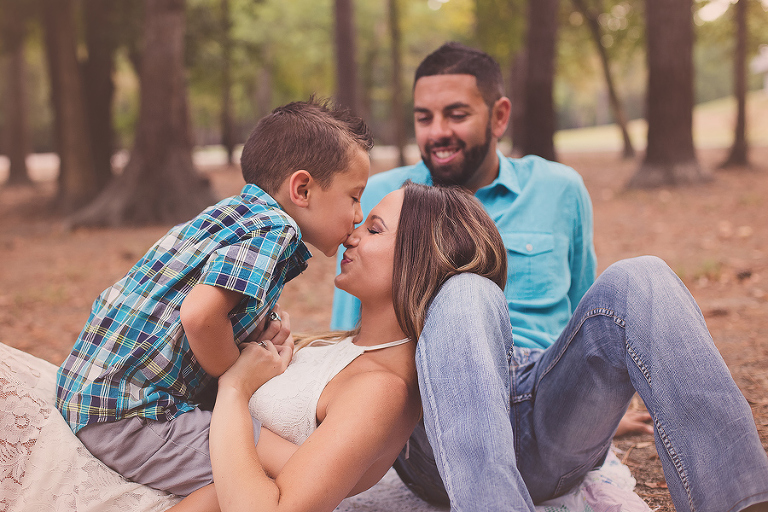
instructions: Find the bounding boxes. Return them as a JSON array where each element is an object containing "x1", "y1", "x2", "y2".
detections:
[{"x1": 0, "y1": 342, "x2": 649, "y2": 512}]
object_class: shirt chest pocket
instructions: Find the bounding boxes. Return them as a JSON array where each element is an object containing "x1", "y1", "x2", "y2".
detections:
[{"x1": 500, "y1": 232, "x2": 557, "y2": 301}]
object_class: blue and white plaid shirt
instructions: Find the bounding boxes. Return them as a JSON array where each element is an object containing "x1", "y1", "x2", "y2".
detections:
[{"x1": 56, "y1": 184, "x2": 311, "y2": 433}]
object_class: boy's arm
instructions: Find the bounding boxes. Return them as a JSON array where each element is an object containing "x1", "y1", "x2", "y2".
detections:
[{"x1": 180, "y1": 283, "x2": 244, "y2": 377}]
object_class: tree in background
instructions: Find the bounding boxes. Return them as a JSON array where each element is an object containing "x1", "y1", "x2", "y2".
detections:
[
  {"x1": 389, "y1": 0, "x2": 406, "y2": 167},
  {"x1": 475, "y1": 0, "x2": 527, "y2": 153},
  {"x1": 720, "y1": 0, "x2": 749, "y2": 169},
  {"x1": 71, "y1": 0, "x2": 214, "y2": 226},
  {"x1": 523, "y1": 0, "x2": 559, "y2": 161},
  {"x1": 0, "y1": 0, "x2": 32, "y2": 185},
  {"x1": 42, "y1": 0, "x2": 100, "y2": 212},
  {"x1": 628, "y1": 0, "x2": 707, "y2": 188},
  {"x1": 220, "y1": 0, "x2": 237, "y2": 165},
  {"x1": 82, "y1": 0, "x2": 119, "y2": 189},
  {"x1": 570, "y1": 0, "x2": 635, "y2": 158},
  {"x1": 335, "y1": 0, "x2": 358, "y2": 114}
]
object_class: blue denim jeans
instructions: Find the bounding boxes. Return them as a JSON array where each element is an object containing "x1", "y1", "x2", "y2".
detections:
[{"x1": 404, "y1": 256, "x2": 768, "y2": 511}]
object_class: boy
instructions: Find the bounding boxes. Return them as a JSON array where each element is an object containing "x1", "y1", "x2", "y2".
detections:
[{"x1": 55, "y1": 99, "x2": 373, "y2": 496}]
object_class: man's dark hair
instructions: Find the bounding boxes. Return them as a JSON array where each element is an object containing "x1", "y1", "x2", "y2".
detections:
[
  {"x1": 414, "y1": 42, "x2": 504, "y2": 108},
  {"x1": 240, "y1": 98, "x2": 374, "y2": 194}
]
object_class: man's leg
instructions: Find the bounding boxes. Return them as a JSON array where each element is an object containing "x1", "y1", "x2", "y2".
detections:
[
  {"x1": 403, "y1": 272, "x2": 535, "y2": 511},
  {"x1": 518, "y1": 256, "x2": 768, "y2": 511}
]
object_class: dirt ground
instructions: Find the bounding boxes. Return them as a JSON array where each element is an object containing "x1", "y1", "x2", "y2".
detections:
[{"x1": 1, "y1": 147, "x2": 767, "y2": 510}]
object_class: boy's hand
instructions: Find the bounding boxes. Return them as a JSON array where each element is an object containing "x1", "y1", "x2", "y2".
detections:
[{"x1": 247, "y1": 304, "x2": 293, "y2": 351}]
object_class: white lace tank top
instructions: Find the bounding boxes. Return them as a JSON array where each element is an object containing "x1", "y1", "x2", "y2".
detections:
[{"x1": 248, "y1": 336, "x2": 410, "y2": 445}]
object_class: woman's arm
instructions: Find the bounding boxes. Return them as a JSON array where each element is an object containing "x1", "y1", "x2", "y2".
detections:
[{"x1": 210, "y1": 368, "x2": 419, "y2": 512}]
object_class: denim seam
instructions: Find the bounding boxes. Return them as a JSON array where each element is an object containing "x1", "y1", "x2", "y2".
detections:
[
  {"x1": 653, "y1": 416, "x2": 694, "y2": 511},
  {"x1": 419, "y1": 346, "x2": 456, "y2": 501},
  {"x1": 624, "y1": 320, "x2": 695, "y2": 511}
]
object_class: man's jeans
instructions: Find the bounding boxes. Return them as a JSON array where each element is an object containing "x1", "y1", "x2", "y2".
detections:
[{"x1": 395, "y1": 256, "x2": 768, "y2": 511}]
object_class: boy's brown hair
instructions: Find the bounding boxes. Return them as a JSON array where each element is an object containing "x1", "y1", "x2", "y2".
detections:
[{"x1": 240, "y1": 98, "x2": 374, "y2": 195}]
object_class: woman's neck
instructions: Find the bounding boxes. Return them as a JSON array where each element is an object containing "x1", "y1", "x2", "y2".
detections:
[{"x1": 356, "y1": 300, "x2": 407, "y2": 347}]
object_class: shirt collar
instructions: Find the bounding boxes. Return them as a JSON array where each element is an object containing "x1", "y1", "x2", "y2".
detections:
[
  {"x1": 479, "y1": 150, "x2": 521, "y2": 196},
  {"x1": 241, "y1": 183, "x2": 281, "y2": 209},
  {"x1": 240, "y1": 183, "x2": 312, "y2": 281}
]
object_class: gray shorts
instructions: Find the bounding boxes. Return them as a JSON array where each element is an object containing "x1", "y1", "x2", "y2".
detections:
[{"x1": 77, "y1": 408, "x2": 261, "y2": 496}]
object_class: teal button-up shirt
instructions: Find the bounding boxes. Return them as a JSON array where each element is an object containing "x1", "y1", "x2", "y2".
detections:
[{"x1": 331, "y1": 151, "x2": 596, "y2": 349}]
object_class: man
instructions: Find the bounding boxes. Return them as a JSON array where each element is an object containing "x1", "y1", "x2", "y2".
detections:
[
  {"x1": 332, "y1": 42, "x2": 595, "y2": 351},
  {"x1": 330, "y1": 43, "x2": 768, "y2": 512},
  {"x1": 332, "y1": 41, "x2": 600, "y2": 502},
  {"x1": 331, "y1": 43, "x2": 768, "y2": 511}
]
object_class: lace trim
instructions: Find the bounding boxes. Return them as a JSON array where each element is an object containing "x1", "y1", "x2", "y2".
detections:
[{"x1": 0, "y1": 343, "x2": 180, "y2": 511}]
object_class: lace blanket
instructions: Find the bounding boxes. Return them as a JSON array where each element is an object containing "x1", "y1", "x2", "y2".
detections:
[
  {"x1": 0, "y1": 342, "x2": 180, "y2": 512},
  {"x1": 0, "y1": 342, "x2": 649, "y2": 512}
]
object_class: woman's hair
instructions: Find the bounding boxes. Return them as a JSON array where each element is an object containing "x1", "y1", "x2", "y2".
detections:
[{"x1": 393, "y1": 181, "x2": 507, "y2": 342}]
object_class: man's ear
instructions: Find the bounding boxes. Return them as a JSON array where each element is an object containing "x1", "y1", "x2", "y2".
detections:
[
  {"x1": 287, "y1": 170, "x2": 313, "y2": 208},
  {"x1": 491, "y1": 97, "x2": 512, "y2": 140}
]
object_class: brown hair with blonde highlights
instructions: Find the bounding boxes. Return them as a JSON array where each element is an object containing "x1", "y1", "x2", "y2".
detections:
[{"x1": 393, "y1": 181, "x2": 507, "y2": 342}]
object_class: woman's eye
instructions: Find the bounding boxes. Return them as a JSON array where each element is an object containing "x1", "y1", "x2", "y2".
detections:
[{"x1": 367, "y1": 228, "x2": 380, "y2": 235}]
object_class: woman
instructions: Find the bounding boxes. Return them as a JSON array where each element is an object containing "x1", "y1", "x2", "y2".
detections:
[{"x1": 170, "y1": 181, "x2": 508, "y2": 512}]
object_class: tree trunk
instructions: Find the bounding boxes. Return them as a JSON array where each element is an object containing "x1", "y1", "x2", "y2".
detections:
[
  {"x1": 334, "y1": 0, "x2": 358, "y2": 114},
  {"x1": 389, "y1": 0, "x2": 406, "y2": 167},
  {"x1": 628, "y1": 0, "x2": 707, "y2": 188},
  {"x1": 42, "y1": 0, "x2": 100, "y2": 212},
  {"x1": 70, "y1": 0, "x2": 215, "y2": 227},
  {"x1": 220, "y1": 0, "x2": 236, "y2": 166},
  {"x1": 82, "y1": 0, "x2": 118, "y2": 189},
  {"x1": 509, "y1": 49, "x2": 527, "y2": 156},
  {"x1": 1, "y1": 17, "x2": 31, "y2": 185},
  {"x1": 522, "y1": 0, "x2": 558, "y2": 161},
  {"x1": 720, "y1": 0, "x2": 749, "y2": 169},
  {"x1": 571, "y1": 0, "x2": 635, "y2": 159}
]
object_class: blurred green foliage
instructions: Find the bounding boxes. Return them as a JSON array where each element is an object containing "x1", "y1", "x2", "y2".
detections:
[{"x1": 1, "y1": 0, "x2": 767, "y2": 154}]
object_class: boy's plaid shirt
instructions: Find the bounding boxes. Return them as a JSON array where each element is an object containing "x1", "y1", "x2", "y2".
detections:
[{"x1": 56, "y1": 184, "x2": 311, "y2": 433}]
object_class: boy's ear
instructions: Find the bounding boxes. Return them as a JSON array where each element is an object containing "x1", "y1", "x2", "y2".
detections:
[{"x1": 287, "y1": 170, "x2": 313, "y2": 208}]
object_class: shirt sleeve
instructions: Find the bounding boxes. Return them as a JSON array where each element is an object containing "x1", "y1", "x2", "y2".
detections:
[
  {"x1": 568, "y1": 179, "x2": 597, "y2": 311},
  {"x1": 198, "y1": 224, "x2": 298, "y2": 314}
]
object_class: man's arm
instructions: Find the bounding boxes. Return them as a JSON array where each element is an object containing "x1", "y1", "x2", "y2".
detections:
[
  {"x1": 180, "y1": 283, "x2": 244, "y2": 377},
  {"x1": 568, "y1": 178, "x2": 597, "y2": 311}
]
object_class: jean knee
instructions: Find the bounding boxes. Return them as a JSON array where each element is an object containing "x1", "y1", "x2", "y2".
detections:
[
  {"x1": 430, "y1": 273, "x2": 508, "y2": 320},
  {"x1": 597, "y1": 255, "x2": 678, "y2": 294}
]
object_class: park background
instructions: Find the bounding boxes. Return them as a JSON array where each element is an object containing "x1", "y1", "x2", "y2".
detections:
[{"x1": 1, "y1": 0, "x2": 768, "y2": 510}]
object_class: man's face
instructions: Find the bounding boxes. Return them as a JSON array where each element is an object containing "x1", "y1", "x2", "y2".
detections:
[{"x1": 413, "y1": 74, "x2": 496, "y2": 191}]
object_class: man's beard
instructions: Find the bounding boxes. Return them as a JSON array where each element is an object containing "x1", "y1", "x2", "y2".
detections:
[{"x1": 423, "y1": 121, "x2": 492, "y2": 188}]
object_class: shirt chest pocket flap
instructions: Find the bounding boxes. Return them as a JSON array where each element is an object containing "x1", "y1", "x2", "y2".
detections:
[{"x1": 500, "y1": 232, "x2": 556, "y2": 300}]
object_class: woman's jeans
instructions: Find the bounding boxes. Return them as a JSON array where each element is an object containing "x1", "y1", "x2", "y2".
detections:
[{"x1": 394, "y1": 256, "x2": 768, "y2": 511}]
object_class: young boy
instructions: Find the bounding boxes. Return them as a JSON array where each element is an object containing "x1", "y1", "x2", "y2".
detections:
[{"x1": 55, "y1": 99, "x2": 373, "y2": 496}]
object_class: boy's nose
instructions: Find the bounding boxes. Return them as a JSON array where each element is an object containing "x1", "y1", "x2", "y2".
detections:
[
  {"x1": 353, "y1": 202, "x2": 363, "y2": 225},
  {"x1": 344, "y1": 227, "x2": 362, "y2": 248}
]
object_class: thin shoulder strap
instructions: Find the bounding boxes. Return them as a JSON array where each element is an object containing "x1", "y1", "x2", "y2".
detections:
[{"x1": 362, "y1": 337, "x2": 411, "y2": 352}]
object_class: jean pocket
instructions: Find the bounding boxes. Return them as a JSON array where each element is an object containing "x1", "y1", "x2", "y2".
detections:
[{"x1": 552, "y1": 447, "x2": 608, "y2": 497}]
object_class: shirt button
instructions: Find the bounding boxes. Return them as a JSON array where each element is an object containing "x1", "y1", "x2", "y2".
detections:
[{"x1": 526, "y1": 243, "x2": 533, "y2": 252}]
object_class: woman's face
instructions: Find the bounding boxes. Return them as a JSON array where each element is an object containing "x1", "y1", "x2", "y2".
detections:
[{"x1": 334, "y1": 189, "x2": 403, "y2": 305}]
